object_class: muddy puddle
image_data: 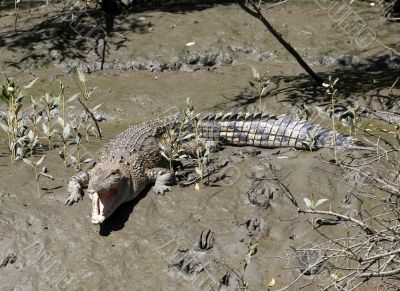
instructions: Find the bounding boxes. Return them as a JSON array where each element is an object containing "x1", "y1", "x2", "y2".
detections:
[{"x1": 0, "y1": 1, "x2": 399, "y2": 290}]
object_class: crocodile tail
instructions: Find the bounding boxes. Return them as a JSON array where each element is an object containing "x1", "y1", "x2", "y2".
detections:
[
  {"x1": 197, "y1": 112, "x2": 369, "y2": 150},
  {"x1": 313, "y1": 128, "x2": 369, "y2": 149}
]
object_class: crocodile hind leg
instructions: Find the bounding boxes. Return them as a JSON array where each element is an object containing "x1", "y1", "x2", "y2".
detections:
[
  {"x1": 181, "y1": 138, "x2": 222, "y2": 157},
  {"x1": 65, "y1": 171, "x2": 90, "y2": 205},
  {"x1": 146, "y1": 168, "x2": 174, "y2": 195}
]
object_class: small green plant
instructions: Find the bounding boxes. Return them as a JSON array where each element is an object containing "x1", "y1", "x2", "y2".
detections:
[
  {"x1": 76, "y1": 68, "x2": 102, "y2": 141},
  {"x1": 159, "y1": 97, "x2": 211, "y2": 189},
  {"x1": 22, "y1": 155, "x2": 45, "y2": 198},
  {"x1": 41, "y1": 92, "x2": 59, "y2": 149},
  {"x1": 68, "y1": 117, "x2": 83, "y2": 170},
  {"x1": 249, "y1": 66, "x2": 270, "y2": 111},
  {"x1": 0, "y1": 77, "x2": 37, "y2": 164},
  {"x1": 26, "y1": 129, "x2": 40, "y2": 157},
  {"x1": 58, "y1": 82, "x2": 78, "y2": 168},
  {"x1": 304, "y1": 197, "x2": 328, "y2": 210},
  {"x1": 159, "y1": 128, "x2": 186, "y2": 172},
  {"x1": 193, "y1": 119, "x2": 210, "y2": 190},
  {"x1": 323, "y1": 76, "x2": 339, "y2": 162},
  {"x1": 29, "y1": 96, "x2": 42, "y2": 134},
  {"x1": 341, "y1": 101, "x2": 362, "y2": 137},
  {"x1": 305, "y1": 131, "x2": 317, "y2": 152},
  {"x1": 244, "y1": 240, "x2": 259, "y2": 271},
  {"x1": 293, "y1": 103, "x2": 310, "y2": 121}
]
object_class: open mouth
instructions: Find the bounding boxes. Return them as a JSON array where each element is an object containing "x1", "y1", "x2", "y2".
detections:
[{"x1": 90, "y1": 189, "x2": 118, "y2": 224}]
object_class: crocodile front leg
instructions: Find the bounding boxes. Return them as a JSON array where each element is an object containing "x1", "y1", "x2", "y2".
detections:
[
  {"x1": 146, "y1": 168, "x2": 174, "y2": 195},
  {"x1": 65, "y1": 171, "x2": 90, "y2": 205}
]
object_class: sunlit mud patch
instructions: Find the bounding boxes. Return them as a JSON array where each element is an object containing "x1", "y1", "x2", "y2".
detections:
[{"x1": 91, "y1": 189, "x2": 117, "y2": 224}]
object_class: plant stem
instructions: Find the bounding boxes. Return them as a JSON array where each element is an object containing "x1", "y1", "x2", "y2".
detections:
[
  {"x1": 331, "y1": 86, "x2": 337, "y2": 162},
  {"x1": 34, "y1": 166, "x2": 41, "y2": 198},
  {"x1": 78, "y1": 97, "x2": 102, "y2": 139},
  {"x1": 60, "y1": 82, "x2": 67, "y2": 168},
  {"x1": 77, "y1": 142, "x2": 81, "y2": 170}
]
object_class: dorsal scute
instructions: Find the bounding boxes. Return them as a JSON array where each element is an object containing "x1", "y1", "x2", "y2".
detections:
[
  {"x1": 244, "y1": 113, "x2": 252, "y2": 120},
  {"x1": 214, "y1": 112, "x2": 223, "y2": 120},
  {"x1": 261, "y1": 113, "x2": 269, "y2": 119},
  {"x1": 222, "y1": 112, "x2": 233, "y2": 121},
  {"x1": 202, "y1": 113, "x2": 212, "y2": 121},
  {"x1": 253, "y1": 112, "x2": 262, "y2": 119},
  {"x1": 236, "y1": 112, "x2": 245, "y2": 120}
]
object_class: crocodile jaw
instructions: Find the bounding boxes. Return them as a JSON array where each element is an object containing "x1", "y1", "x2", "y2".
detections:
[
  {"x1": 90, "y1": 190, "x2": 118, "y2": 224},
  {"x1": 91, "y1": 192, "x2": 105, "y2": 224}
]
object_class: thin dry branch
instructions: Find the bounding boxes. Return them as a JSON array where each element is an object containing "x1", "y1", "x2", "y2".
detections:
[
  {"x1": 298, "y1": 208, "x2": 376, "y2": 235},
  {"x1": 237, "y1": 0, "x2": 324, "y2": 86}
]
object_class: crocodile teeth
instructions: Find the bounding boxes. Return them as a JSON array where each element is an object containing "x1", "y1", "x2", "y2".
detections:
[{"x1": 91, "y1": 192, "x2": 105, "y2": 224}]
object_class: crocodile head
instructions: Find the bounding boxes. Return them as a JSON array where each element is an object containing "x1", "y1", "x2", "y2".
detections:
[{"x1": 88, "y1": 163, "x2": 132, "y2": 224}]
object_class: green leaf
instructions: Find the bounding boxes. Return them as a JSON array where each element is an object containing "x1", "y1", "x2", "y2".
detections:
[
  {"x1": 91, "y1": 103, "x2": 103, "y2": 112},
  {"x1": 304, "y1": 198, "x2": 313, "y2": 209},
  {"x1": 52, "y1": 95, "x2": 61, "y2": 106},
  {"x1": 28, "y1": 130, "x2": 34, "y2": 141},
  {"x1": 24, "y1": 78, "x2": 38, "y2": 89},
  {"x1": 30, "y1": 96, "x2": 39, "y2": 106},
  {"x1": 42, "y1": 123, "x2": 49, "y2": 136},
  {"x1": 50, "y1": 129, "x2": 58, "y2": 136},
  {"x1": 250, "y1": 65, "x2": 260, "y2": 81},
  {"x1": 260, "y1": 86, "x2": 268, "y2": 97},
  {"x1": 63, "y1": 123, "x2": 71, "y2": 140},
  {"x1": 160, "y1": 151, "x2": 170, "y2": 161},
  {"x1": 315, "y1": 198, "x2": 328, "y2": 208},
  {"x1": 35, "y1": 115, "x2": 43, "y2": 125},
  {"x1": 57, "y1": 117, "x2": 64, "y2": 127},
  {"x1": 36, "y1": 155, "x2": 45, "y2": 167},
  {"x1": 66, "y1": 93, "x2": 80, "y2": 104},
  {"x1": 195, "y1": 167, "x2": 203, "y2": 176},
  {"x1": 77, "y1": 68, "x2": 86, "y2": 83}
]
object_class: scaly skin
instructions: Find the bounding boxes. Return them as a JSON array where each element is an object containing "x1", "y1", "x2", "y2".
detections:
[
  {"x1": 65, "y1": 112, "x2": 366, "y2": 224},
  {"x1": 196, "y1": 112, "x2": 366, "y2": 150}
]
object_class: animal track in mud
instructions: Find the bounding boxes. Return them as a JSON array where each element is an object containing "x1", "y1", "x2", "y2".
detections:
[
  {"x1": 197, "y1": 229, "x2": 215, "y2": 251},
  {"x1": 0, "y1": 253, "x2": 17, "y2": 268},
  {"x1": 245, "y1": 218, "x2": 268, "y2": 237},
  {"x1": 246, "y1": 185, "x2": 280, "y2": 208},
  {"x1": 292, "y1": 248, "x2": 327, "y2": 276}
]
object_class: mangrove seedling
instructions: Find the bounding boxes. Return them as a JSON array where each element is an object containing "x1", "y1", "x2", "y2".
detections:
[{"x1": 22, "y1": 155, "x2": 45, "y2": 198}]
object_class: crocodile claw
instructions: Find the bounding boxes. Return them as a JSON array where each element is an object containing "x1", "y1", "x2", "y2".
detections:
[
  {"x1": 154, "y1": 184, "x2": 171, "y2": 195},
  {"x1": 65, "y1": 192, "x2": 82, "y2": 206}
]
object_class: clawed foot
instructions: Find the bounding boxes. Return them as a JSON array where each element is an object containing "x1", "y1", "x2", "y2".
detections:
[
  {"x1": 154, "y1": 184, "x2": 171, "y2": 195},
  {"x1": 154, "y1": 172, "x2": 173, "y2": 195},
  {"x1": 65, "y1": 192, "x2": 82, "y2": 205}
]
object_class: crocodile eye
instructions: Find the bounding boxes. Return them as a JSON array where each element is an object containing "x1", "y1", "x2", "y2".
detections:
[{"x1": 110, "y1": 169, "x2": 120, "y2": 176}]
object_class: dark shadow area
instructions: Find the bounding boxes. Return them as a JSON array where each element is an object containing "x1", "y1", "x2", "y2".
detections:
[
  {"x1": 99, "y1": 185, "x2": 150, "y2": 236},
  {"x1": 0, "y1": 0, "x2": 244, "y2": 71},
  {"x1": 217, "y1": 54, "x2": 400, "y2": 111}
]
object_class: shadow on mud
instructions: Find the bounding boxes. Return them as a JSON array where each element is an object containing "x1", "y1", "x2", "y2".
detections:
[
  {"x1": 1, "y1": 0, "x2": 239, "y2": 71},
  {"x1": 99, "y1": 186, "x2": 150, "y2": 236},
  {"x1": 220, "y1": 54, "x2": 400, "y2": 111}
]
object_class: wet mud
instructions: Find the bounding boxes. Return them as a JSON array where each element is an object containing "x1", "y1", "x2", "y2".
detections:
[{"x1": 0, "y1": 1, "x2": 399, "y2": 290}]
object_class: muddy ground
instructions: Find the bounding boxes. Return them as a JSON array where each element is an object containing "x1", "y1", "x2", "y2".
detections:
[{"x1": 0, "y1": 1, "x2": 399, "y2": 290}]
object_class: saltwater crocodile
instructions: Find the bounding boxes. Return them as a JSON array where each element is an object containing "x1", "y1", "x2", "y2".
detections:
[{"x1": 65, "y1": 112, "x2": 366, "y2": 224}]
